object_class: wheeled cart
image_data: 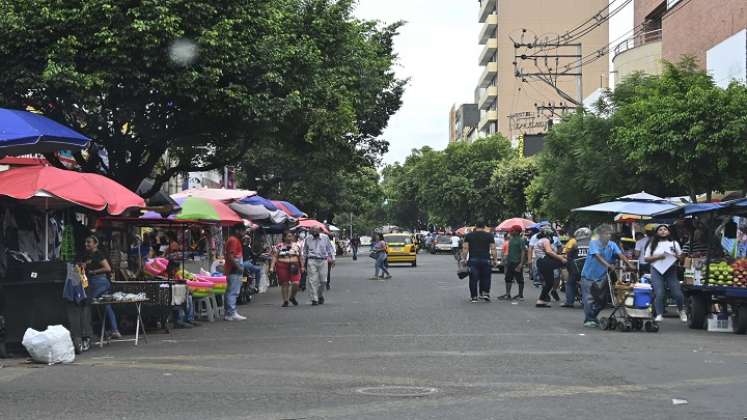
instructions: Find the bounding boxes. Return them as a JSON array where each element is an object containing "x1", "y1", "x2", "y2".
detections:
[{"x1": 684, "y1": 285, "x2": 747, "y2": 334}]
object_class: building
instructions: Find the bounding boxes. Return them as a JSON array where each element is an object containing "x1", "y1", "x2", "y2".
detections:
[
  {"x1": 613, "y1": 0, "x2": 747, "y2": 87},
  {"x1": 475, "y1": 0, "x2": 610, "y2": 143},
  {"x1": 449, "y1": 103, "x2": 480, "y2": 143}
]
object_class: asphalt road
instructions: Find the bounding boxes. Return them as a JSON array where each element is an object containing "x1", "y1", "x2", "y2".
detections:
[{"x1": 1, "y1": 253, "x2": 747, "y2": 420}]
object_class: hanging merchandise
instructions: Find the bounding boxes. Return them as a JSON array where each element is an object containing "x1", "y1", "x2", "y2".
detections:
[{"x1": 60, "y1": 219, "x2": 76, "y2": 262}]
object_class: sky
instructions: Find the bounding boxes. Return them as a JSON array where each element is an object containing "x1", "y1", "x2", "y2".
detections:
[{"x1": 354, "y1": 0, "x2": 632, "y2": 166}]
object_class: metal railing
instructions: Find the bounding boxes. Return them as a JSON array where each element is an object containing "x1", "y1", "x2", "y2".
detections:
[{"x1": 613, "y1": 29, "x2": 662, "y2": 60}]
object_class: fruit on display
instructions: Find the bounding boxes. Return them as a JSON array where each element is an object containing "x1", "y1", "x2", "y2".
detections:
[{"x1": 704, "y1": 260, "x2": 747, "y2": 288}]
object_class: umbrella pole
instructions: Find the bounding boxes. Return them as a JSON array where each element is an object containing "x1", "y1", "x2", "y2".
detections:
[{"x1": 44, "y1": 211, "x2": 49, "y2": 261}]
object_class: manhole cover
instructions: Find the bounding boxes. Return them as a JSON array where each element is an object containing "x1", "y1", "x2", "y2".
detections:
[{"x1": 355, "y1": 386, "x2": 438, "y2": 397}]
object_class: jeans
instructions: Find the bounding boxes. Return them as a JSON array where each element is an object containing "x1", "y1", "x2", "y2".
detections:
[
  {"x1": 581, "y1": 277, "x2": 604, "y2": 323},
  {"x1": 375, "y1": 253, "x2": 390, "y2": 277},
  {"x1": 468, "y1": 258, "x2": 492, "y2": 298},
  {"x1": 565, "y1": 262, "x2": 579, "y2": 305},
  {"x1": 352, "y1": 246, "x2": 358, "y2": 261},
  {"x1": 651, "y1": 266, "x2": 684, "y2": 316},
  {"x1": 307, "y1": 258, "x2": 328, "y2": 301},
  {"x1": 175, "y1": 295, "x2": 195, "y2": 323},
  {"x1": 504, "y1": 261, "x2": 524, "y2": 297},
  {"x1": 66, "y1": 301, "x2": 92, "y2": 341},
  {"x1": 242, "y1": 260, "x2": 262, "y2": 286},
  {"x1": 88, "y1": 274, "x2": 119, "y2": 333},
  {"x1": 537, "y1": 257, "x2": 557, "y2": 302},
  {"x1": 225, "y1": 272, "x2": 243, "y2": 316},
  {"x1": 532, "y1": 258, "x2": 542, "y2": 285}
]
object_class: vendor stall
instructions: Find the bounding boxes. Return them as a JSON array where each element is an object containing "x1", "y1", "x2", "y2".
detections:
[{"x1": 652, "y1": 199, "x2": 747, "y2": 334}]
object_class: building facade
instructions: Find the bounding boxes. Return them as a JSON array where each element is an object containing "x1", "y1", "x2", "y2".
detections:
[
  {"x1": 475, "y1": 0, "x2": 609, "y2": 143},
  {"x1": 449, "y1": 103, "x2": 480, "y2": 143},
  {"x1": 614, "y1": 0, "x2": 747, "y2": 87}
]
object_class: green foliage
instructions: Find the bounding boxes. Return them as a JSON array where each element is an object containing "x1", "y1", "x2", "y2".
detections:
[
  {"x1": 382, "y1": 135, "x2": 513, "y2": 228},
  {"x1": 0, "y1": 0, "x2": 404, "y2": 195},
  {"x1": 491, "y1": 157, "x2": 537, "y2": 218}
]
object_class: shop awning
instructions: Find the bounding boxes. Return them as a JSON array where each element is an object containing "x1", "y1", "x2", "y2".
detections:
[{"x1": 0, "y1": 108, "x2": 90, "y2": 156}]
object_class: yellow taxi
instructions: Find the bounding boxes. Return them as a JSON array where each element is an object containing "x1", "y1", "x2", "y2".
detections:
[{"x1": 384, "y1": 233, "x2": 417, "y2": 267}]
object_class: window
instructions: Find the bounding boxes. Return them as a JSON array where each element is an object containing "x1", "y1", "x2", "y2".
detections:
[{"x1": 667, "y1": 0, "x2": 682, "y2": 9}]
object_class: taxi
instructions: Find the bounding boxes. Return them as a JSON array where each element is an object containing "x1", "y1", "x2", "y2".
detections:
[{"x1": 384, "y1": 233, "x2": 417, "y2": 267}]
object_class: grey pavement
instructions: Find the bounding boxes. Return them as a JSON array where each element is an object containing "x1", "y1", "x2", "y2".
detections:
[{"x1": 1, "y1": 253, "x2": 747, "y2": 419}]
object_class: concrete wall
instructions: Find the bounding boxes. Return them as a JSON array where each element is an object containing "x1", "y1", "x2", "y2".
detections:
[
  {"x1": 494, "y1": 0, "x2": 609, "y2": 141},
  {"x1": 613, "y1": 39, "x2": 663, "y2": 84}
]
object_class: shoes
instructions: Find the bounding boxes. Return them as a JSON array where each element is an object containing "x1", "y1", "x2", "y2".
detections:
[
  {"x1": 383, "y1": 275, "x2": 392, "y2": 279},
  {"x1": 319, "y1": 297, "x2": 325, "y2": 305},
  {"x1": 186, "y1": 321, "x2": 201, "y2": 327},
  {"x1": 535, "y1": 302, "x2": 551, "y2": 308},
  {"x1": 233, "y1": 313, "x2": 247, "y2": 321},
  {"x1": 326, "y1": 283, "x2": 331, "y2": 290},
  {"x1": 289, "y1": 297, "x2": 299, "y2": 306},
  {"x1": 470, "y1": 297, "x2": 479, "y2": 303},
  {"x1": 311, "y1": 301, "x2": 319, "y2": 306},
  {"x1": 560, "y1": 303, "x2": 574, "y2": 308},
  {"x1": 81, "y1": 338, "x2": 91, "y2": 352},
  {"x1": 679, "y1": 310, "x2": 688, "y2": 323},
  {"x1": 175, "y1": 321, "x2": 193, "y2": 328},
  {"x1": 654, "y1": 314, "x2": 663, "y2": 322},
  {"x1": 369, "y1": 277, "x2": 380, "y2": 280},
  {"x1": 110, "y1": 331, "x2": 122, "y2": 339},
  {"x1": 551, "y1": 291, "x2": 561, "y2": 302},
  {"x1": 480, "y1": 293, "x2": 491, "y2": 302},
  {"x1": 583, "y1": 321, "x2": 599, "y2": 328},
  {"x1": 497, "y1": 294, "x2": 510, "y2": 300},
  {"x1": 512, "y1": 295, "x2": 525, "y2": 301},
  {"x1": 282, "y1": 301, "x2": 289, "y2": 307}
]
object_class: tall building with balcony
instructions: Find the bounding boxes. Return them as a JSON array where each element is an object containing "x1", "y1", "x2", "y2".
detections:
[
  {"x1": 614, "y1": 0, "x2": 746, "y2": 87},
  {"x1": 475, "y1": 0, "x2": 610, "y2": 142}
]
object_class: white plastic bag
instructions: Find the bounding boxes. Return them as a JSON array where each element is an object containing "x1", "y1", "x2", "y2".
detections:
[{"x1": 22, "y1": 325, "x2": 76, "y2": 365}]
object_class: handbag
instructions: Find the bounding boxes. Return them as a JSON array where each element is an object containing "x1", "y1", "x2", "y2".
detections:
[
  {"x1": 369, "y1": 250, "x2": 380, "y2": 259},
  {"x1": 457, "y1": 261, "x2": 471, "y2": 279}
]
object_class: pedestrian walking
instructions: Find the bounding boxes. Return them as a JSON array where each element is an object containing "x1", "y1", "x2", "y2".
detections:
[
  {"x1": 561, "y1": 227, "x2": 591, "y2": 308},
  {"x1": 580, "y1": 225, "x2": 635, "y2": 327},
  {"x1": 270, "y1": 231, "x2": 304, "y2": 307},
  {"x1": 462, "y1": 221, "x2": 498, "y2": 303},
  {"x1": 326, "y1": 237, "x2": 336, "y2": 290},
  {"x1": 370, "y1": 233, "x2": 391, "y2": 279},
  {"x1": 351, "y1": 235, "x2": 361, "y2": 261},
  {"x1": 644, "y1": 224, "x2": 687, "y2": 323},
  {"x1": 527, "y1": 230, "x2": 542, "y2": 287},
  {"x1": 499, "y1": 225, "x2": 527, "y2": 300},
  {"x1": 303, "y1": 226, "x2": 335, "y2": 305},
  {"x1": 224, "y1": 225, "x2": 247, "y2": 321},
  {"x1": 534, "y1": 226, "x2": 567, "y2": 308}
]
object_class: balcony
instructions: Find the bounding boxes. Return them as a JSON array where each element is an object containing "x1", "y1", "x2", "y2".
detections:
[
  {"x1": 478, "y1": 61, "x2": 498, "y2": 88},
  {"x1": 612, "y1": 30, "x2": 663, "y2": 85},
  {"x1": 479, "y1": 0, "x2": 497, "y2": 23},
  {"x1": 479, "y1": 14, "x2": 498, "y2": 45},
  {"x1": 478, "y1": 85, "x2": 498, "y2": 110},
  {"x1": 479, "y1": 38, "x2": 498, "y2": 66},
  {"x1": 479, "y1": 110, "x2": 498, "y2": 132}
]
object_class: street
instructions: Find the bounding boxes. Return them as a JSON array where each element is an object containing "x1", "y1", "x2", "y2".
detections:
[{"x1": 1, "y1": 253, "x2": 747, "y2": 420}]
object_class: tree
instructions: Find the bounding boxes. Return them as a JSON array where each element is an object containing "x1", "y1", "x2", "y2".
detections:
[
  {"x1": 491, "y1": 157, "x2": 537, "y2": 218},
  {"x1": 0, "y1": 0, "x2": 404, "y2": 195},
  {"x1": 611, "y1": 59, "x2": 747, "y2": 202}
]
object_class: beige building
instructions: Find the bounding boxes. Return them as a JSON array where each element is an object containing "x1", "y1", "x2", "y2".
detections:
[{"x1": 476, "y1": 0, "x2": 610, "y2": 142}]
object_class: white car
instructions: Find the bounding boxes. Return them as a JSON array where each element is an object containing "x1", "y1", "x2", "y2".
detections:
[{"x1": 360, "y1": 236, "x2": 372, "y2": 247}]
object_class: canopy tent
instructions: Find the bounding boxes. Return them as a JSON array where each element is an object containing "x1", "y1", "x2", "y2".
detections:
[
  {"x1": 496, "y1": 218, "x2": 535, "y2": 232},
  {"x1": 0, "y1": 108, "x2": 90, "y2": 156},
  {"x1": 619, "y1": 191, "x2": 665, "y2": 201},
  {"x1": 141, "y1": 196, "x2": 241, "y2": 225},
  {"x1": 0, "y1": 165, "x2": 146, "y2": 259},
  {"x1": 171, "y1": 187, "x2": 256, "y2": 202},
  {"x1": 652, "y1": 199, "x2": 747, "y2": 218}
]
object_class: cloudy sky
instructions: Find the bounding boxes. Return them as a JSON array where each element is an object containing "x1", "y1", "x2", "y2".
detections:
[{"x1": 355, "y1": 0, "x2": 632, "y2": 165}]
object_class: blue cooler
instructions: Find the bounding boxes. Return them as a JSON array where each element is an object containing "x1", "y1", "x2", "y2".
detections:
[{"x1": 633, "y1": 285, "x2": 652, "y2": 309}]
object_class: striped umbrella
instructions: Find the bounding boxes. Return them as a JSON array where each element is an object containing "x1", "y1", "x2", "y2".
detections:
[{"x1": 142, "y1": 196, "x2": 241, "y2": 225}]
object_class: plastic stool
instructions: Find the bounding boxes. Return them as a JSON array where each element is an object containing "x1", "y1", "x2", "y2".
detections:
[
  {"x1": 194, "y1": 296, "x2": 216, "y2": 322},
  {"x1": 209, "y1": 294, "x2": 224, "y2": 318}
]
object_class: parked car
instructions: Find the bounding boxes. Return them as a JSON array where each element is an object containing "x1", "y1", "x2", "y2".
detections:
[
  {"x1": 384, "y1": 233, "x2": 417, "y2": 267},
  {"x1": 431, "y1": 235, "x2": 454, "y2": 254},
  {"x1": 493, "y1": 234, "x2": 506, "y2": 273}
]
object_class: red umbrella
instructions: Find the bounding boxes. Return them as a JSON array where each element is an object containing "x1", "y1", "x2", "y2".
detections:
[
  {"x1": 0, "y1": 165, "x2": 145, "y2": 215},
  {"x1": 496, "y1": 217, "x2": 535, "y2": 232},
  {"x1": 296, "y1": 218, "x2": 330, "y2": 235}
]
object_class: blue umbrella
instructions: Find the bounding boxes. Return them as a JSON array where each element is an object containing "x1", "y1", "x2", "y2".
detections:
[{"x1": 0, "y1": 108, "x2": 90, "y2": 155}]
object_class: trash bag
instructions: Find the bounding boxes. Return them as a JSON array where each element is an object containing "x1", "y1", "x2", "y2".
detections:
[{"x1": 21, "y1": 325, "x2": 76, "y2": 365}]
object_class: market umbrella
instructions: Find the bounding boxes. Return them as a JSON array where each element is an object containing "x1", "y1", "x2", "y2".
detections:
[
  {"x1": 455, "y1": 226, "x2": 474, "y2": 236},
  {"x1": 271, "y1": 200, "x2": 307, "y2": 218},
  {"x1": 295, "y1": 219, "x2": 330, "y2": 235},
  {"x1": 137, "y1": 178, "x2": 179, "y2": 207},
  {"x1": 496, "y1": 218, "x2": 535, "y2": 232},
  {"x1": 0, "y1": 108, "x2": 90, "y2": 156},
  {"x1": 141, "y1": 196, "x2": 241, "y2": 225},
  {"x1": 573, "y1": 200, "x2": 679, "y2": 216},
  {"x1": 172, "y1": 187, "x2": 256, "y2": 202},
  {"x1": 619, "y1": 191, "x2": 664, "y2": 201},
  {"x1": 230, "y1": 196, "x2": 289, "y2": 224},
  {"x1": 328, "y1": 224, "x2": 341, "y2": 232},
  {"x1": 0, "y1": 165, "x2": 145, "y2": 259}
]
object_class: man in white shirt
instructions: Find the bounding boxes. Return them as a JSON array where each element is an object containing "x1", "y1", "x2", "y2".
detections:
[
  {"x1": 303, "y1": 227, "x2": 335, "y2": 306},
  {"x1": 451, "y1": 235, "x2": 461, "y2": 255},
  {"x1": 528, "y1": 232, "x2": 541, "y2": 286}
]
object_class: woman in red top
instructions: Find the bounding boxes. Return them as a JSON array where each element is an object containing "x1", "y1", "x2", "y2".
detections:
[{"x1": 270, "y1": 231, "x2": 304, "y2": 307}]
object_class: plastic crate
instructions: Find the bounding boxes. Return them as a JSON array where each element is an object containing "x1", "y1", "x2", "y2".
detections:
[{"x1": 707, "y1": 314, "x2": 733, "y2": 332}]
